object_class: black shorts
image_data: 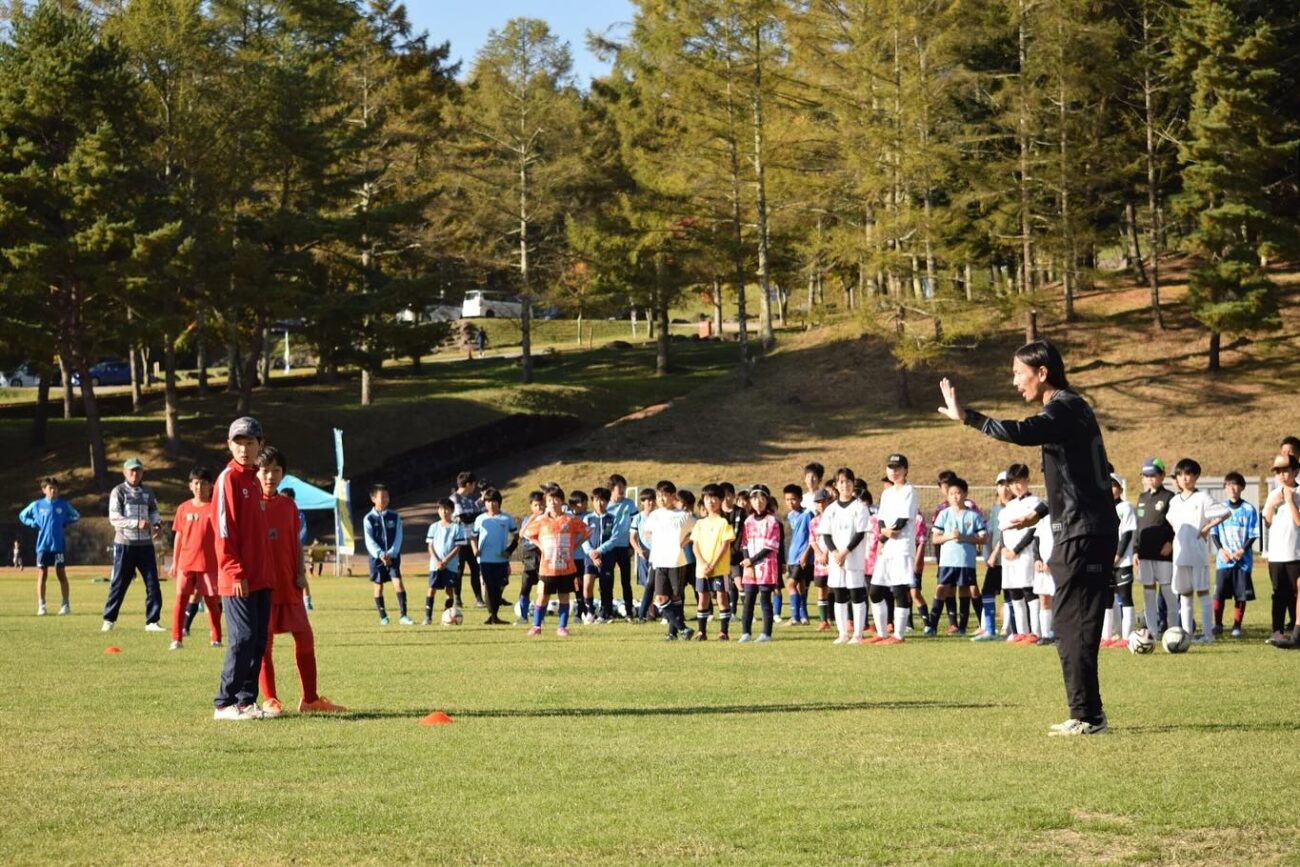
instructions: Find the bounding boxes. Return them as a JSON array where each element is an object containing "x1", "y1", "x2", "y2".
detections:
[
  {"x1": 541, "y1": 573, "x2": 578, "y2": 594},
  {"x1": 938, "y1": 566, "x2": 977, "y2": 588},
  {"x1": 36, "y1": 550, "x2": 65, "y2": 568},
  {"x1": 480, "y1": 561, "x2": 510, "y2": 587},
  {"x1": 1112, "y1": 566, "x2": 1134, "y2": 588},
  {"x1": 428, "y1": 568, "x2": 457, "y2": 590},
  {"x1": 369, "y1": 556, "x2": 401, "y2": 584},
  {"x1": 695, "y1": 575, "x2": 730, "y2": 594},
  {"x1": 1216, "y1": 566, "x2": 1255, "y2": 602},
  {"x1": 812, "y1": 572, "x2": 829, "y2": 589},
  {"x1": 787, "y1": 563, "x2": 811, "y2": 585},
  {"x1": 1269, "y1": 560, "x2": 1300, "y2": 588},
  {"x1": 653, "y1": 567, "x2": 686, "y2": 599},
  {"x1": 981, "y1": 566, "x2": 1002, "y2": 597}
]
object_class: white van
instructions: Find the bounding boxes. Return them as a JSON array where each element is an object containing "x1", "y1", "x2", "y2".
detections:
[{"x1": 461, "y1": 290, "x2": 523, "y2": 319}]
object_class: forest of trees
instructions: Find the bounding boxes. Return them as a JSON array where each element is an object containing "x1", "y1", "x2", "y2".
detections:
[{"x1": 1, "y1": 0, "x2": 1298, "y2": 487}]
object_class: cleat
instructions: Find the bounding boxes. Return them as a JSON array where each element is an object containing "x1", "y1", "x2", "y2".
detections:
[
  {"x1": 1037, "y1": 636, "x2": 1057, "y2": 646},
  {"x1": 1048, "y1": 716, "x2": 1108, "y2": 737},
  {"x1": 816, "y1": 620, "x2": 831, "y2": 632},
  {"x1": 756, "y1": 634, "x2": 771, "y2": 643},
  {"x1": 772, "y1": 615, "x2": 783, "y2": 624},
  {"x1": 664, "y1": 633, "x2": 678, "y2": 641},
  {"x1": 210, "y1": 640, "x2": 222, "y2": 648},
  {"x1": 422, "y1": 618, "x2": 432, "y2": 626},
  {"x1": 262, "y1": 698, "x2": 284, "y2": 718},
  {"x1": 971, "y1": 631, "x2": 998, "y2": 642},
  {"x1": 679, "y1": 627, "x2": 694, "y2": 641},
  {"x1": 832, "y1": 635, "x2": 849, "y2": 645},
  {"x1": 717, "y1": 633, "x2": 729, "y2": 642},
  {"x1": 1230, "y1": 627, "x2": 1243, "y2": 638},
  {"x1": 879, "y1": 636, "x2": 905, "y2": 645},
  {"x1": 37, "y1": 604, "x2": 47, "y2": 616},
  {"x1": 379, "y1": 617, "x2": 390, "y2": 626},
  {"x1": 923, "y1": 627, "x2": 936, "y2": 637},
  {"x1": 1212, "y1": 624, "x2": 1223, "y2": 636},
  {"x1": 514, "y1": 617, "x2": 529, "y2": 626},
  {"x1": 299, "y1": 696, "x2": 347, "y2": 713},
  {"x1": 169, "y1": 640, "x2": 182, "y2": 651},
  {"x1": 144, "y1": 622, "x2": 165, "y2": 632},
  {"x1": 474, "y1": 599, "x2": 488, "y2": 608},
  {"x1": 58, "y1": 604, "x2": 71, "y2": 616},
  {"x1": 947, "y1": 625, "x2": 960, "y2": 635},
  {"x1": 527, "y1": 626, "x2": 542, "y2": 637},
  {"x1": 399, "y1": 616, "x2": 414, "y2": 626},
  {"x1": 1192, "y1": 634, "x2": 1214, "y2": 644},
  {"x1": 556, "y1": 627, "x2": 569, "y2": 637},
  {"x1": 737, "y1": 634, "x2": 752, "y2": 643},
  {"x1": 213, "y1": 705, "x2": 247, "y2": 721},
  {"x1": 183, "y1": 627, "x2": 191, "y2": 637},
  {"x1": 694, "y1": 632, "x2": 708, "y2": 641},
  {"x1": 237, "y1": 705, "x2": 267, "y2": 720}
]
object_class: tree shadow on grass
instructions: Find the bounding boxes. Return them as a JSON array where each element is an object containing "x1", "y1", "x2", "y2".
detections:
[
  {"x1": 340, "y1": 698, "x2": 1004, "y2": 722},
  {"x1": 1120, "y1": 721, "x2": 1298, "y2": 735}
]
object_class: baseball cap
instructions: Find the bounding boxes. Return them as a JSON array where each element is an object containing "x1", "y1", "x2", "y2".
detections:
[
  {"x1": 1109, "y1": 472, "x2": 1124, "y2": 488},
  {"x1": 123, "y1": 458, "x2": 143, "y2": 470},
  {"x1": 812, "y1": 489, "x2": 834, "y2": 503},
  {"x1": 995, "y1": 471, "x2": 1008, "y2": 484},
  {"x1": 886, "y1": 453, "x2": 908, "y2": 469},
  {"x1": 228, "y1": 416, "x2": 264, "y2": 440},
  {"x1": 1140, "y1": 457, "x2": 1165, "y2": 476}
]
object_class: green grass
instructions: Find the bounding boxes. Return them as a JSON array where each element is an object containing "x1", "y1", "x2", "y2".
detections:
[{"x1": 2, "y1": 565, "x2": 1296, "y2": 865}]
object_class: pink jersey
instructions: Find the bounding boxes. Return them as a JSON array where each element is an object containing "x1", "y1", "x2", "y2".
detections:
[
  {"x1": 864, "y1": 513, "x2": 882, "y2": 576},
  {"x1": 742, "y1": 513, "x2": 781, "y2": 586},
  {"x1": 809, "y1": 512, "x2": 829, "y2": 578}
]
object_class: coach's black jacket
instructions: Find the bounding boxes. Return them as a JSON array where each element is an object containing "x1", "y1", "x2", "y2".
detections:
[{"x1": 964, "y1": 389, "x2": 1119, "y2": 544}]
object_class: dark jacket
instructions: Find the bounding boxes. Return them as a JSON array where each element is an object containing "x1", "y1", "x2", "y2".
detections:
[{"x1": 964, "y1": 389, "x2": 1119, "y2": 544}]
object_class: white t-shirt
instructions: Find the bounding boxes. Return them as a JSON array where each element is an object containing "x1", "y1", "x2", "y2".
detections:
[
  {"x1": 1034, "y1": 514, "x2": 1054, "y2": 563},
  {"x1": 640, "y1": 508, "x2": 693, "y2": 568},
  {"x1": 877, "y1": 483, "x2": 919, "y2": 561},
  {"x1": 1266, "y1": 489, "x2": 1300, "y2": 564},
  {"x1": 821, "y1": 498, "x2": 871, "y2": 577},
  {"x1": 1168, "y1": 490, "x2": 1212, "y2": 567},
  {"x1": 1115, "y1": 500, "x2": 1136, "y2": 568},
  {"x1": 999, "y1": 494, "x2": 1042, "y2": 554}
]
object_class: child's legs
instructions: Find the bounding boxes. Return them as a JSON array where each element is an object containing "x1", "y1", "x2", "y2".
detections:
[
  {"x1": 172, "y1": 573, "x2": 197, "y2": 642},
  {"x1": 204, "y1": 595, "x2": 223, "y2": 643},
  {"x1": 241, "y1": 589, "x2": 272, "y2": 707},
  {"x1": 293, "y1": 627, "x2": 318, "y2": 703},
  {"x1": 54, "y1": 562, "x2": 69, "y2": 599},
  {"x1": 742, "y1": 585, "x2": 757, "y2": 633},
  {"x1": 259, "y1": 630, "x2": 278, "y2": 701},
  {"x1": 759, "y1": 588, "x2": 773, "y2": 636},
  {"x1": 215, "y1": 593, "x2": 251, "y2": 708},
  {"x1": 598, "y1": 561, "x2": 615, "y2": 616},
  {"x1": 36, "y1": 565, "x2": 49, "y2": 602}
]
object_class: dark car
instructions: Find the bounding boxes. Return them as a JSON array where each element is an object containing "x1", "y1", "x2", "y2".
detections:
[{"x1": 71, "y1": 360, "x2": 132, "y2": 388}]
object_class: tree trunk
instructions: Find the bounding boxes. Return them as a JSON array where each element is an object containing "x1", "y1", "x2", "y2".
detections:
[
  {"x1": 751, "y1": 23, "x2": 775, "y2": 348},
  {"x1": 1026, "y1": 308, "x2": 1039, "y2": 343},
  {"x1": 964, "y1": 263, "x2": 974, "y2": 301},
  {"x1": 58, "y1": 354, "x2": 74, "y2": 419},
  {"x1": 163, "y1": 330, "x2": 180, "y2": 454},
  {"x1": 1141, "y1": 4, "x2": 1165, "y2": 331},
  {"x1": 1018, "y1": 0, "x2": 1035, "y2": 296},
  {"x1": 236, "y1": 313, "x2": 265, "y2": 416},
  {"x1": 654, "y1": 256, "x2": 669, "y2": 377},
  {"x1": 712, "y1": 277, "x2": 723, "y2": 338},
  {"x1": 128, "y1": 332, "x2": 143, "y2": 412},
  {"x1": 31, "y1": 371, "x2": 50, "y2": 447},
  {"x1": 1125, "y1": 202, "x2": 1148, "y2": 284},
  {"x1": 1057, "y1": 24, "x2": 1076, "y2": 324},
  {"x1": 518, "y1": 138, "x2": 534, "y2": 386},
  {"x1": 258, "y1": 323, "x2": 271, "y2": 386},
  {"x1": 226, "y1": 309, "x2": 240, "y2": 393},
  {"x1": 895, "y1": 306, "x2": 910, "y2": 409},
  {"x1": 725, "y1": 60, "x2": 751, "y2": 387},
  {"x1": 1208, "y1": 330, "x2": 1221, "y2": 372},
  {"x1": 195, "y1": 303, "x2": 209, "y2": 397}
]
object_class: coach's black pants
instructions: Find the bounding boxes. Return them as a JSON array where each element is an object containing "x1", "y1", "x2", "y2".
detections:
[
  {"x1": 214, "y1": 588, "x2": 271, "y2": 709},
  {"x1": 102, "y1": 543, "x2": 162, "y2": 625},
  {"x1": 610, "y1": 546, "x2": 633, "y2": 617},
  {"x1": 1049, "y1": 535, "x2": 1116, "y2": 725}
]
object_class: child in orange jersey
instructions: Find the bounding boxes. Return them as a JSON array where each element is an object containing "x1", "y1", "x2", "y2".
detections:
[
  {"x1": 255, "y1": 446, "x2": 345, "y2": 716},
  {"x1": 168, "y1": 466, "x2": 222, "y2": 650},
  {"x1": 521, "y1": 487, "x2": 590, "y2": 637}
]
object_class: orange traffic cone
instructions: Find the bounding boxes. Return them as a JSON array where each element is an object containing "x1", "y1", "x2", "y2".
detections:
[{"x1": 420, "y1": 711, "x2": 453, "y2": 725}]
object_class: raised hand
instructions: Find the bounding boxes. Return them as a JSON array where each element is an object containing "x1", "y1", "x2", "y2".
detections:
[{"x1": 937, "y1": 377, "x2": 964, "y2": 422}]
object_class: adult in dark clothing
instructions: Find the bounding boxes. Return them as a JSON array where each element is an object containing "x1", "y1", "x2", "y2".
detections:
[{"x1": 939, "y1": 340, "x2": 1118, "y2": 736}]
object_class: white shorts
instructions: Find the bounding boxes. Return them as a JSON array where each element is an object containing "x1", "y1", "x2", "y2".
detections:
[
  {"x1": 828, "y1": 567, "x2": 866, "y2": 590},
  {"x1": 1171, "y1": 564, "x2": 1210, "y2": 595},
  {"x1": 1002, "y1": 557, "x2": 1034, "y2": 590},
  {"x1": 872, "y1": 556, "x2": 914, "y2": 587},
  {"x1": 1137, "y1": 560, "x2": 1173, "y2": 587},
  {"x1": 1032, "y1": 568, "x2": 1056, "y2": 597}
]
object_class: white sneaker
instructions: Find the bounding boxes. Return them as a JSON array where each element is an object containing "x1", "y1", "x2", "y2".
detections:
[
  {"x1": 169, "y1": 640, "x2": 182, "y2": 651},
  {"x1": 756, "y1": 634, "x2": 771, "y2": 643},
  {"x1": 237, "y1": 705, "x2": 268, "y2": 720},
  {"x1": 582, "y1": 613, "x2": 595, "y2": 626},
  {"x1": 57, "y1": 603, "x2": 70, "y2": 616},
  {"x1": 1192, "y1": 634, "x2": 1214, "y2": 644},
  {"x1": 832, "y1": 635, "x2": 849, "y2": 645},
  {"x1": 144, "y1": 622, "x2": 165, "y2": 632},
  {"x1": 102, "y1": 620, "x2": 115, "y2": 632},
  {"x1": 773, "y1": 614, "x2": 783, "y2": 623},
  {"x1": 213, "y1": 705, "x2": 248, "y2": 721},
  {"x1": 1047, "y1": 716, "x2": 1108, "y2": 737},
  {"x1": 37, "y1": 603, "x2": 47, "y2": 616},
  {"x1": 737, "y1": 634, "x2": 752, "y2": 643}
]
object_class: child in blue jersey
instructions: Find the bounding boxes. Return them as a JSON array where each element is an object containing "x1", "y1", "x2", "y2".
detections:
[
  {"x1": 568, "y1": 490, "x2": 591, "y2": 619},
  {"x1": 424, "y1": 499, "x2": 466, "y2": 624},
  {"x1": 364, "y1": 483, "x2": 408, "y2": 625},
  {"x1": 928, "y1": 478, "x2": 987, "y2": 636},
  {"x1": 783, "y1": 484, "x2": 813, "y2": 625},
  {"x1": 515, "y1": 491, "x2": 544, "y2": 623},
  {"x1": 630, "y1": 488, "x2": 657, "y2": 621},
  {"x1": 1211, "y1": 471, "x2": 1258, "y2": 638},
  {"x1": 604, "y1": 474, "x2": 638, "y2": 618},
  {"x1": 677, "y1": 489, "x2": 699, "y2": 608},
  {"x1": 582, "y1": 487, "x2": 621, "y2": 623},
  {"x1": 18, "y1": 477, "x2": 80, "y2": 616},
  {"x1": 472, "y1": 488, "x2": 517, "y2": 624}
]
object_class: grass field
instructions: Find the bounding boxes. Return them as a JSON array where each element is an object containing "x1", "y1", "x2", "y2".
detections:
[{"x1": 3, "y1": 565, "x2": 1297, "y2": 866}]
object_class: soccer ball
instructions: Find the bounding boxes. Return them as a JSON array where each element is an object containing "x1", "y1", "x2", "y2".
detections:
[
  {"x1": 1161, "y1": 626, "x2": 1191, "y2": 654},
  {"x1": 1127, "y1": 629, "x2": 1155, "y2": 655},
  {"x1": 440, "y1": 607, "x2": 463, "y2": 626}
]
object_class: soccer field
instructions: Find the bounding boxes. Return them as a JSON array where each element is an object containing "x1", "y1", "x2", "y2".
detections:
[{"x1": 3, "y1": 568, "x2": 1296, "y2": 866}]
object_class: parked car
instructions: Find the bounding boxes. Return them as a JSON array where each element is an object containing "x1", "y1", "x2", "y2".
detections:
[
  {"x1": 71, "y1": 359, "x2": 131, "y2": 388},
  {"x1": 0, "y1": 363, "x2": 40, "y2": 388}
]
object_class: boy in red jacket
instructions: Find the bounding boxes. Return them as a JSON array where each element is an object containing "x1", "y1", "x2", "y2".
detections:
[
  {"x1": 255, "y1": 446, "x2": 346, "y2": 716},
  {"x1": 212, "y1": 417, "x2": 273, "y2": 721},
  {"x1": 168, "y1": 466, "x2": 222, "y2": 650}
]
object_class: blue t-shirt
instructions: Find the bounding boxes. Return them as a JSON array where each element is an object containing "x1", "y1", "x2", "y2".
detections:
[
  {"x1": 605, "y1": 498, "x2": 636, "y2": 549},
  {"x1": 571, "y1": 511, "x2": 591, "y2": 562},
  {"x1": 1212, "y1": 499, "x2": 1258, "y2": 571},
  {"x1": 936, "y1": 507, "x2": 985, "y2": 569},
  {"x1": 786, "y1": 508, "x2": 812, "y2": 564},
  {"x1": 473, "y1": 512, "x2": 517, "y2": 564},
  {"x1": 426, "y1": 521, "x2": 467, "y2": 573},
  {"x1": 18, "y1": 497, "x2": 80, "y2": 554}
]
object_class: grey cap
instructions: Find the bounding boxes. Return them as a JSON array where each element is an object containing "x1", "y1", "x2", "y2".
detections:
[
  {"x1": 123, "y1": 457, "x2": 143, "y2": 470},
  {"x1": 227, "y1": 416, "x2": 263, "y2": 440},
  {"x1": 812, "y1": 489, "x2": 834, "y2": 503}
]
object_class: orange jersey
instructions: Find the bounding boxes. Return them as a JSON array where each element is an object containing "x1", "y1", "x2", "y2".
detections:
[
  {"x1": 172, "y1": 499, "x2": 217, "y2": 575},
  {"x1": 263, "y1": 495, "x2": 301, "y2": 602},
  {"x1": 521, "y1": 514, "x2": 589, "y2": 577}
]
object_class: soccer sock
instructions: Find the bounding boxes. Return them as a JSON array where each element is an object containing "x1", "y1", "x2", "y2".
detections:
[
  {"x1": 1160, "y1": 585, "x2": 1179, "y2": 629},
  {"x1": 773, "y1": 594, "x2": 783, "y2": 618},
  {"x1": 425, "y1": 597, "x2": 434, "y2": 620},
  {"x1": 375, "y1": 595, "x2": 387, "y2": 619},
  {"x1": 1233, "y1": 602, "x2": 1246, "y2": 628},
  {"x1": 958, "y1": 597, "x2": 971, "y2": 632},
  {"x1": 204, "y1": 596, "x2": 222, "y2": 643},
  {"x1": 852, "y1": 601, "x2": 867, "y2": 639},
  {"x1": 1121, "y1": 605, "x2": 1135, "y2": 638},
  {"x1": 818, "y1": 599, "x2": 830, "y2": 624},
  {"x1": 834, "y1": 602, "x2": 849, "y2": 639},
  {"x1": 916, "y1": 601, "x2": 929, "y2": 631},
  {"x1": 558, "y1": 603, "x2": 571, "y2": 629},
  {"x1": 1212, "y1": 598, "x2": 1224, "y2": 627},
  {"x1": 184, "y1": 602, "x2": 200, "y2": 633},
  {"x1": 1111, "y1": 600, "x2": 1122, "y2": 636},
  {"x1": 743, "y1": 590, "x2": 756, "y2": 635},
  {"x1": 533, "y1": 603, "x2": 545, "y2": 627},
  {"x1": 1028, "y1": 598, "x2": 1041, "y2": 635},
  {"x1": 259, "y1": 632, "x2": 277, "y2": 701},
  {"x1": 584, "y1": 596, "x2": 594, "y2": 617},
  {"x1": 873, "y1": 601, "x2": 889, "y2": 639},
  {"x1": 893, "y1": 605, "x2": 909, "y2": 640},
  {"x1": 1179, "y1": 595, "x2": 1194, "y2": 633},
  {"x1": 1199, "y1": 595, "x2": 1213, "y2": 638},
  {"x1": 945, "y1": 596, "x2": 957, "y2": 626},
  {"x1": 1040, "y1": 607, "x2": 1053, "y2": 639},
  {"x1": 1012, "y1": 599, "x2": 1028, "y2": 636},
  {"x1": 980, "y1": 596, "x2": 995, "y2": 633},
  {"x1": 294, "y1": 630, "x2": 318, "y2": 704},
  {"x1": 1143, "y1": 587, "x2": 1159, "y2": 633},
  {"x1": 1101, "y1": 606, "x2": 1113, "y2": 641},
  {"x1": 697, "y1": 606, "x2": 709, "y2": 636},
  {"x1": 395, "y1": 591, "x2": 407, "y2": 617},
  {"x1": 719, "y1": 610, "x2": 731, "y2": 635},
  {"x1": 760, "y1": 591, "x2": 774, "y2": 636}
]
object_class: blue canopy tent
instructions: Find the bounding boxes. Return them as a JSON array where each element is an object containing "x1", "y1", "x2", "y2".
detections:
[{"x1": 277, "y1": 474, "x2": 335, "y2": 511}]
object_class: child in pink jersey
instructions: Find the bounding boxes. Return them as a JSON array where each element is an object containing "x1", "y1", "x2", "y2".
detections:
[{"x1": 738, "y1": 485, "x2": 782, "y2": 643}]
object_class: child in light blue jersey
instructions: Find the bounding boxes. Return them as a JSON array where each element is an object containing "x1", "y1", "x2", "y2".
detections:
[
  {"x1": 928, "y1": 478, "x2": 986, "y2": 635},
  {"x1": 18, "y1": 477, "x2": 80, "y2": 616},
  {"x1": 1211, "y1": 471, "x2": 1258, "y2": 637},
  {"x1": 472, "y1": 488, "x2": 517, "y2": 624},
  {"x1": 425, "y1": 499, "x2": 466, "y2": 624}
]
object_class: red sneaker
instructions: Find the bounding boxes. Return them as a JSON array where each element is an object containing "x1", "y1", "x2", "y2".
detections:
[
  {"x1": 946, "y1": 625, "x2": 960, "y2": 635},
  {"x1": 879, "y1": 636, "x2": 904, "y2": 645},
  {"x1": 1018, "y1": 633, "x2": 1039, "y2": 645},
  {"x1": 817, "y1": 620, "x2": 832, "y2": 632},
  {"x1": 299, "y1": 696, "x2": 347, "y2": 713}
]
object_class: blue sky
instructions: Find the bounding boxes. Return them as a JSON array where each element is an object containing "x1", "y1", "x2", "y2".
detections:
[{"x1": 402, "y1": 1, "x2": 636, "y2": 84}]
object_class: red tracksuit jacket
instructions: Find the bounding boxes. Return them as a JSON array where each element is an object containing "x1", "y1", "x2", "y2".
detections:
[{"x1": 213, "y1": 459, "x2": 270, "y2": 595}]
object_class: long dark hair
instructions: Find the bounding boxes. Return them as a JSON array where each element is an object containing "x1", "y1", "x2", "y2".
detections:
[{"x1": 1014, "y1": 340, "x2": 1069, "y2": 390}]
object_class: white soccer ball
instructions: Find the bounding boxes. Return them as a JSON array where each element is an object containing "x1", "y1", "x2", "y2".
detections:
[
  {"x1": 1161, "y1": 626, "x2": 1191, "y2": 654},
  {"x1": 441, "y1": 607, "x2": 464, "y2": 626},
  {"x1": 1127, "y1": 629, "x2": 1155, "y2": 655}
]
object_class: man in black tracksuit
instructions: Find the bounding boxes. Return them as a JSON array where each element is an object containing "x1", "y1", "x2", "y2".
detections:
[{"x1": 939, "y1": 340, "x2": 1118, "y2": 736}]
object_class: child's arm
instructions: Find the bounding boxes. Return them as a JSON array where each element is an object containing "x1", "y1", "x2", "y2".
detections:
[
  {"x1": 1287, "y1": 489, "x2": 1300, "y2": 528},
  {"x1": 388, "y1": 516, "x2": 404, "y2": 559},
  {"x1": 363, "y1": 518, "x2": 382, "y2": 560},
  {"x1": 169, "y1": 527, "x2": 181, "y2": 577},
  {"x1": 293, "y1": 523, "x2": 306, "y2": 588},
  {"x1": 66, "y1": 502, "x2": 80, "y2": 525},
  {"x1": 17, "y1": 501, "x2": 37, "y2": 528}
]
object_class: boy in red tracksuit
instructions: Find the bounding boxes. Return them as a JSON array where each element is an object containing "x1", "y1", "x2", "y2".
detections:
[
  {"x1": 212, "y1": 417, "x2": 273, "y2": 721},
  {"x1": 168, "y1": 466, "x2": 222, "y2": 650},
  {"x1": 255, "y1": 446, "x2": 345, "y2": 716}
]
